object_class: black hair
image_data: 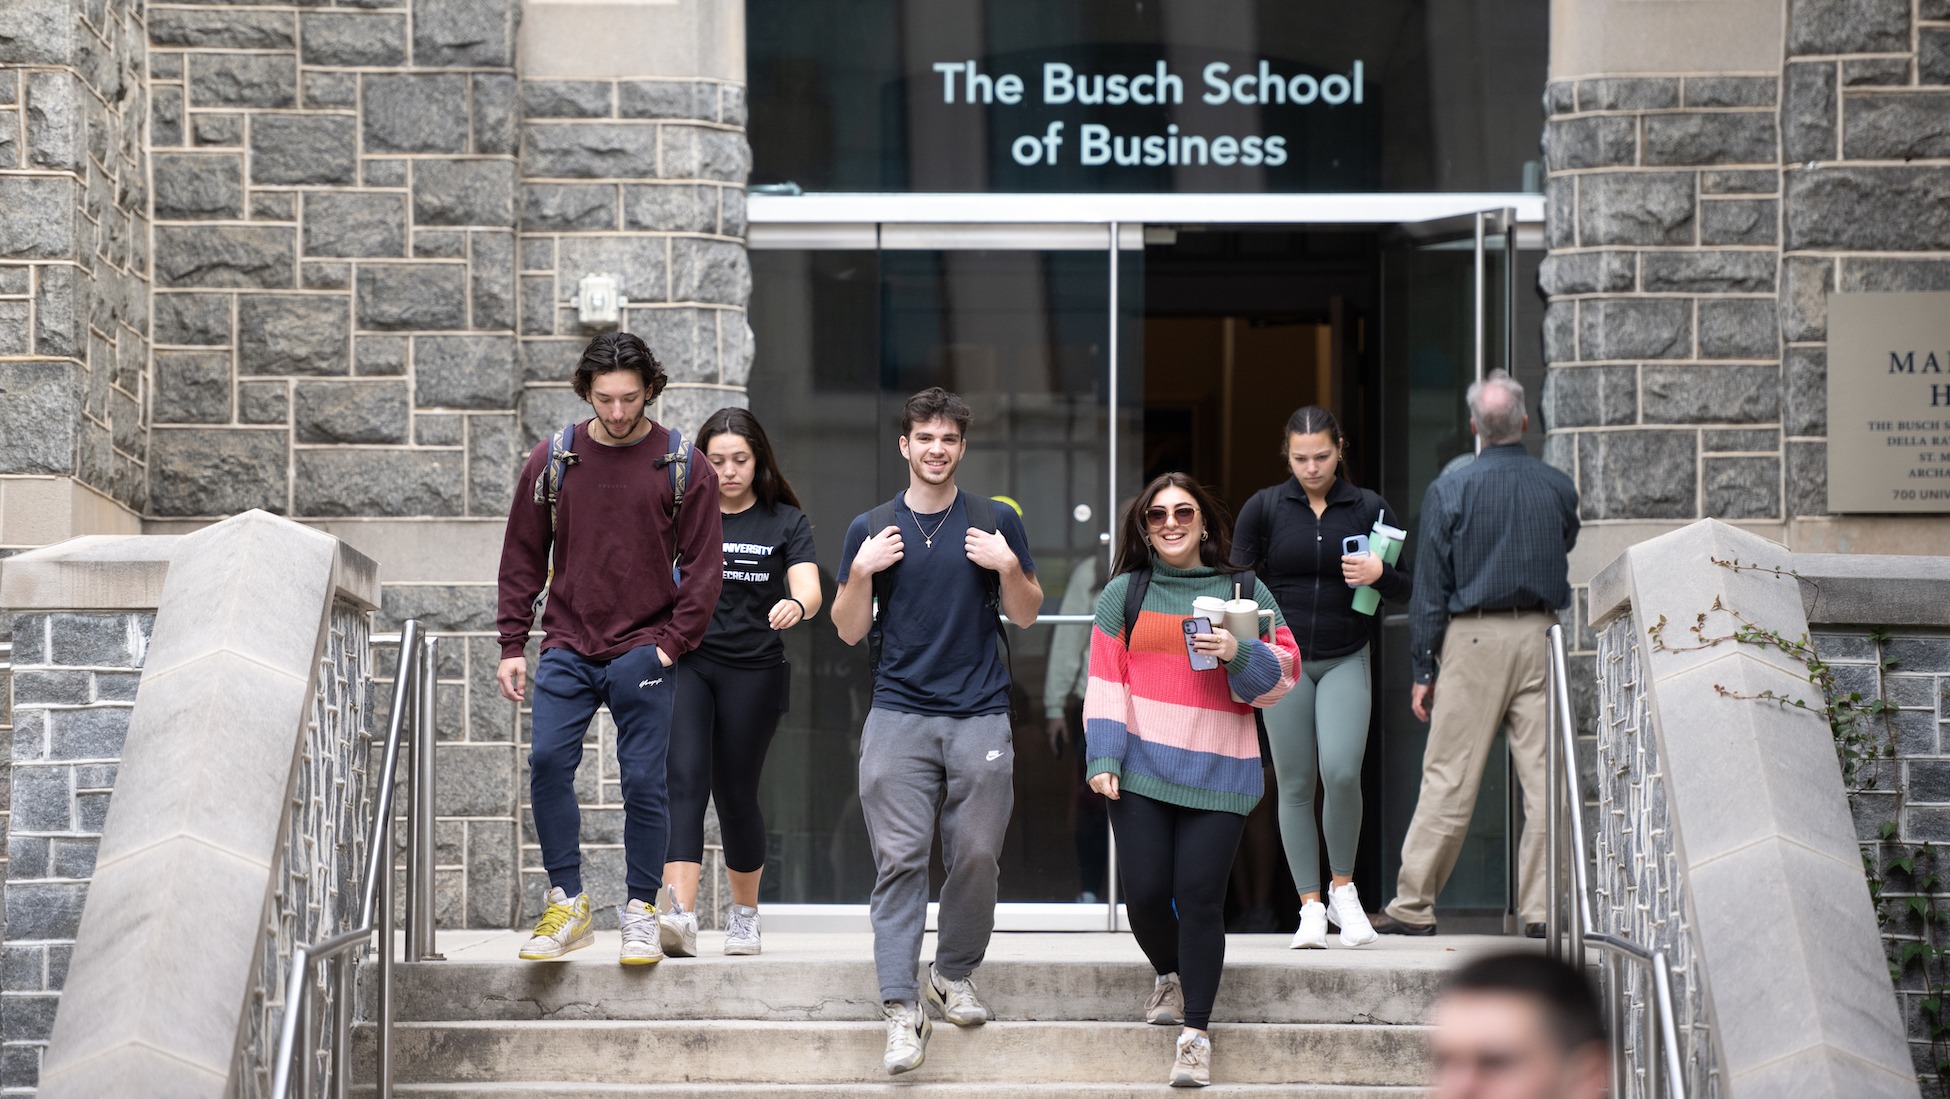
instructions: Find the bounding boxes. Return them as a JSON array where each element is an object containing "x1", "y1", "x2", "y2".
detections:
[
  {"x1": 572, "y1": 332, "x2": 668, "y2": 401},
  {"x1": 1283, "y1": 406, "x2": 1347, "y2": 454},
  {"x1": 900, "y1": 387, "x2": 973, "y2": 438},
  {"x1": 1441, "y1": 952, "x2": 1606, "y2": 1053},
  {"x1": 1111, "y1": 472, "x2": 1249, "y2": 579},
  {"x1": 698, "y1": 406, "x2": 802, "y2": 511}
]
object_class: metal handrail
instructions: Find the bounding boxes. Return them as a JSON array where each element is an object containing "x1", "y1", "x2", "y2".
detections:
[
  {"x1": 269, "y1": 619, "x2": 441, "y2": 1099},
  {"x1": 1544, "y1": 623, "x2": 1688, "y2": 1099}
]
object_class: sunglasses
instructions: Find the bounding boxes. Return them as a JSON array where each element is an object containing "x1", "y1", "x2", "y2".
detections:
[{"x1": 1144, "y1": 504, "x2": 1200, "y2": 529}]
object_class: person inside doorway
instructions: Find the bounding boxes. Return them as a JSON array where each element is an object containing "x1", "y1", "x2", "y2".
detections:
[
  {"x1": 1427, "y1": 952, "x2": 1609, "y2": 1099},
  {"x1": 495, "y1": 332, "x2": 724, "y2": 965},
  {"x1": 1085, "y1": 473, "x2": 1300, "y2": 1088},
  {"x1": 657, "y1": 407, "x2": 822, "y2": 959},
  {"x1": 832, "y1": 387, "x2": 1042, "y2": 1076},
  {"x1": 1376, "y1": 371, "x2": 1578, "y2": 937},
  {"x1": 1232, "y1": 406, "x2": 1411, "y2": 949}
]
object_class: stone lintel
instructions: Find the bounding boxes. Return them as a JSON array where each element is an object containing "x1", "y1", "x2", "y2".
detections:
[
  {"x1": 518, "y1": 0, "x2": 744, "y2": 81},
  {"x1": 1793, "y1": 551, "x2": 1950, "y2": 628}
]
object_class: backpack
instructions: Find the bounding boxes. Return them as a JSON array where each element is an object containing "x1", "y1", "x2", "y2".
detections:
[
  {"x1": 1121, "y1": 567, "x2": 1258, "y2": 648},
  {"x1": 531, "y1": 420, "x2": 694, "y2": 533},
  {"x1": 865, "y1": 490, "x2": 1007, "y2": 680}
]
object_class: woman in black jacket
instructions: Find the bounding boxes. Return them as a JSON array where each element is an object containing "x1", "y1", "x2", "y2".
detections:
[{"x1": 1232, "y1": 406, "x2": 1411, "y2": 950}]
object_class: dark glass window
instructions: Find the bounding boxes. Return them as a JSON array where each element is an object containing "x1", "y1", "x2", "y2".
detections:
[{"x1": 748, "y1": 0, "x2": 1549, "y2": 193}]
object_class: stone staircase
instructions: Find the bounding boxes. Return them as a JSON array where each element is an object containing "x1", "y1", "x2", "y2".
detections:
[{"x1": 354, "y1": 930, "x2": 1509, "y2": 1096}]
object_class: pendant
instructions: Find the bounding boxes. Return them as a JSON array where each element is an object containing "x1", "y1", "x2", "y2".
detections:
[{"x1": 926, "y1": 538, "x2": 933, "y2": 549}]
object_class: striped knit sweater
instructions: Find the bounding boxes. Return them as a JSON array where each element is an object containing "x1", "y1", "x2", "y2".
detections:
[{"x1": 1083, "y1": 562, "x2": 1301, "y2": 816}]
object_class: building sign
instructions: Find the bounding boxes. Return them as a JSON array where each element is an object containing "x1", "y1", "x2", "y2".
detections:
[
  {"x1": 1828, "y1": 292, "x2": 1950, "y2": 513},
  {"x1": 931, "y1": 58, "x2": 1366, "y2": 171}
]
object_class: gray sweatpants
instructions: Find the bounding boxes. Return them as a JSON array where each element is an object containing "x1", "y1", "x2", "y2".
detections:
[{"x1": 859, "y1": 708, "x2": 1015, "y2": 1004}]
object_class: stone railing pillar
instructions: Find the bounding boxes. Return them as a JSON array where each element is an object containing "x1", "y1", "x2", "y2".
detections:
[{"x1": 1589, "y1": 518, "x2": 1914, "y2": 1097}]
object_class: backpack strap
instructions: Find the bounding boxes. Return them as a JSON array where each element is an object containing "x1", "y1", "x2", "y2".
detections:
[
  {"x1": 865, "y1": 494, "x2": 904, "y2": 679},
  {"x1": 654, "y1": 426, "x2": 692, "y2": 518},
  {"x1": 1122, "y1": 567, "x2": 1261, "y2": 648},
  {"x1": 865, "y1": 491, "x2": 1012, "y2": 682},
  {"x1": 531, "y1": 421, "x2": 582, "y2": 533}
]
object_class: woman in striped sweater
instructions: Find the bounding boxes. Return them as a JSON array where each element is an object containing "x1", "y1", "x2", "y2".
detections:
[{"x1": 1084, "y1": 472, "x2": 1301, "y2": 1088}]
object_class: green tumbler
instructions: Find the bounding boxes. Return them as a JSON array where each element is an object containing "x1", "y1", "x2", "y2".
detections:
[{"x1": 1350, "y1": 521, "x2": 1406, "y2": 615}]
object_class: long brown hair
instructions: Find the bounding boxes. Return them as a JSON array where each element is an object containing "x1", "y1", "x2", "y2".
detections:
[
  {"x1": 698, "y1": 406, "x2": 802, "y2": 510},
  {"x1": 1111, "y1": 473, "x2": 1248, "y2": 578}
]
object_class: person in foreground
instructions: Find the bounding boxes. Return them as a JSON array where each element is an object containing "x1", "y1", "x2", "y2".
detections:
[
  {"x1": 495, "y1": 332, "x2": 724, "y2": 965},
  {"x1": 1233, "y1": 406, "x2": 1410, "y2": 949},
  {"x1": 1375, "y1": 371, "x2": 1578, "y2": 938},
  {"x1": 657, "y1": 407, "x2": 822, "y2": 958},
  {"x1": 1084, "y1": 473, "x2": 1301, "y2": 1087},
  {"x1": 831, "y1": 387, "x2": 1041, "y2": 1076},
  {"x1": 1428, "y1": 952, "x2": 1609, "y2": 1099}
]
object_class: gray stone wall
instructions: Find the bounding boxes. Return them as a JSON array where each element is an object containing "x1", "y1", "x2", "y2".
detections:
[
  {"x1": 143, "y1": 0, "x2": 524, "y2": 522},
  {"x1": 0, "y1": 0, "x2": 150, "y2": 514},
  {"x1": 1817, "y1": 626, "x2": 1950, "y2": 1091},
  {"x1": 1543, "y1": 1, "x2": 1950, "y2": 524},
  {"x1": 1, "y1": 611, "x2": 150, "y2": 1096}
]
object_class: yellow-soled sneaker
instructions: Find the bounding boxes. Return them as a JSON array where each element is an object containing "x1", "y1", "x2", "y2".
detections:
[
  {"x1": 619, "y1": 898, "x2": 666, "y2": 966},
  {"x1": 519, "y1": 887, "x2": 593, "y2": 960}
]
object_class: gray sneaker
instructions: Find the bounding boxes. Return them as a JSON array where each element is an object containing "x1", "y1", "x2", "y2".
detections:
[
  {"x1": 1171, "y1": 1031, "x2": 1212, "y2": 1088},
  {"x1": 654, "y1": 884, "x2": 697, "y2": 958},
  {"x1": 882, "y1": 1000, "x2": 932, "y2": 1075},
  {"x1": 1145, "y1": 972, "x2": 1185, "y2": 1025},
  {"x1": 923, "y1": 962, "x2": 990, "y2": 1026},
  {"x1": 723, "y1": 904, "x2": 762, "y2": 956}
]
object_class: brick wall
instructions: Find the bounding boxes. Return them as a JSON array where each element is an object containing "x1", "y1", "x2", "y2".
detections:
[
  {"x1": 0, "y1": 0, "x2": 150, "y2": 515},
  {"x1": 0, "y1": 612, "x2": 149, "y2": 1096}
]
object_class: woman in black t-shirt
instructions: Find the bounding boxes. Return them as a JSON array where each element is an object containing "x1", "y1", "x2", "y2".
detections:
[{"x1": 657, "y1": 407, "x2": 821, "y2": 958}]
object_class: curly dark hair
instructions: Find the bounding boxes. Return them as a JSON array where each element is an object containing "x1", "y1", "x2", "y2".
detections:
[
  {"x1": 900, "y1": 386, "x2": 973, "y2": 437},
  {"x1": 571, "y1": 332, "x2": 668, "y2": 401},
  {"x1": 1111, "y1": 472, "x2": 1249, "y2": 578}
]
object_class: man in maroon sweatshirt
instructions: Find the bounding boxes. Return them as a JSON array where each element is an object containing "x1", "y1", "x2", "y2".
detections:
[{"x1": 495, "y1": 332, "x2": 724, "y2": 965}]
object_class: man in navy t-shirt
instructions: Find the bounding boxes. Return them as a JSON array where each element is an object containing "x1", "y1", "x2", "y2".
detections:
[{"x1": 832, "y1": 387, "x2": 1040, "y2": 1076}]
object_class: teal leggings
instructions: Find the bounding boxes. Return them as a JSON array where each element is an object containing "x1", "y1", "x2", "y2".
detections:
[{"x1": 1262, "y1": 644, "x2": 1371, "y2": 897}]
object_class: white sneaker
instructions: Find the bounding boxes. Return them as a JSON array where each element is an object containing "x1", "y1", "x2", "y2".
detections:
[
  {"x1": 1289, "y1": 900, "x2": 1329, "y2": 949},
  {"x1": 1326, "y1": 882, "x2": 1379, "y2": 947},
  {"x1": 1170, "y1": 1031, "x2": 1212, "y2": 1088},
  {"x1": 923, "y1": 962, "x2": 990, "y2": 1026},
  {"x1": 1144, "y1": 972, "x2": 1185, "y2": 1026},
  {"x1": 882, "y1": 1000, "x2": 932, "y2": 1075},
  {"x1": 655, "y1": 884, "x2": 698, "y2": 958},
  {"x1": 518, "y1": 887, "x2": 593, "y2": 960},
  {"x1": 618, "y1": 899, "x2": 665, "y2": 966},
  {"x1": 724, "y1": 903, "x2": 762, "y2": 956}
]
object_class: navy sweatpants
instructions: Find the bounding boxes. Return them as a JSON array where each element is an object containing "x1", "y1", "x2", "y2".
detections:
[{"x1": 529, "y1": 643, "x2": 677, "y2": 905}]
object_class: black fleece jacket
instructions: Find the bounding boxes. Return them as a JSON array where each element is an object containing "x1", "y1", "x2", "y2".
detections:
[{"x1": 1231, "y1": 476, "x2": 1412, "y2": 662}]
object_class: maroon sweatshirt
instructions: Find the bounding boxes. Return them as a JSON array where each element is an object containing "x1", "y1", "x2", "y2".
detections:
[{"x1": 497, "y1": 420, "x2": 724, "y2": 662}]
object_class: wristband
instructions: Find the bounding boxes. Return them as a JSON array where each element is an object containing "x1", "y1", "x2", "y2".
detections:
[{"x1": 784, "y1": 597, "x2": 807, "y2": 619}]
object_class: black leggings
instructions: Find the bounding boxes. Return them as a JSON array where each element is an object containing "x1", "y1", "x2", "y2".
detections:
[
  {"x1": 666, "y1": 654, "x2": 786, "y2": 873},
  {"x1": 1109, "y1": 791, "x2": 1248, "y2": 1031}
]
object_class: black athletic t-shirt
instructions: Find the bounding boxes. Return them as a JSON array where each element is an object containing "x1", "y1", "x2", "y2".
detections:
[{"x1": 694, "y1": 503, "x2": 818, "y2": 667}]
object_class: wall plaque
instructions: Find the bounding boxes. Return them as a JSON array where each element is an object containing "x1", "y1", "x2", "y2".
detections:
[{"x1": 1828, "y1": 291, "x2": 1950, "y2": 513}]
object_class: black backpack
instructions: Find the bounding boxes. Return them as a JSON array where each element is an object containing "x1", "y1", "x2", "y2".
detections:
[
  {"x1": 532, "y1": 420, "x2": 694, "y2": 531},
  {"x1": 865, "y1": 490, "x2": 1007, "y2": 679}
]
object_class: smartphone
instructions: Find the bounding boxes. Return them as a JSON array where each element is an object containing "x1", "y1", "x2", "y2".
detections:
[
  {"x1": 1184, "y1": 617, "x2": 1219, "y2": 670},
  {"x1": 1342, "y1": 534, "x2": 1371, "y2": 557}
]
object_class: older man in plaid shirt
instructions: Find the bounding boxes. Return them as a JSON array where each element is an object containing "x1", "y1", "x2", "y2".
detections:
[{"x1": 1373, "y1": 370, "x2": 1580, "y2": 937}]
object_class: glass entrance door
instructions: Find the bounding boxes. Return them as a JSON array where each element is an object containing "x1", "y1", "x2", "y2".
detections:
[
  {"x1": 1375, "y1": 209, "x2": 1519, "y2": 931},
  {"x1": 746, "y1": 226, "x2": 1142, "y2": 929}
]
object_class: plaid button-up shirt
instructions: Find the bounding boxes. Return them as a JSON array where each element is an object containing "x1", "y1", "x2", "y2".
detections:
[{"x1": 1409, "y1": 444, "x2": 1580, "y2": 683}]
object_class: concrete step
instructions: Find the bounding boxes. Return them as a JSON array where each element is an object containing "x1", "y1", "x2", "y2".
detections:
[
  {"x1": 353, "y1": 1019, "x2": 1431, "y2": 1088},
  {"x1": 363, "y1": 1084, "x2": 1426, "y2": 1098},
  {"x1": 362, "y1": 931, "x2": 1507, "y2": 1026}
]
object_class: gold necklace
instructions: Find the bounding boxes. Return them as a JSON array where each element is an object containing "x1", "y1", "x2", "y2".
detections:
[{"x1": 906, "y1": 498, "x2": 956, "y2": 549}]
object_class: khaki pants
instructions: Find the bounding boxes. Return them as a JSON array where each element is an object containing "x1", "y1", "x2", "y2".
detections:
[{"x1": 1386, "y1": 610, "x2": 1553, "y2": 927}]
